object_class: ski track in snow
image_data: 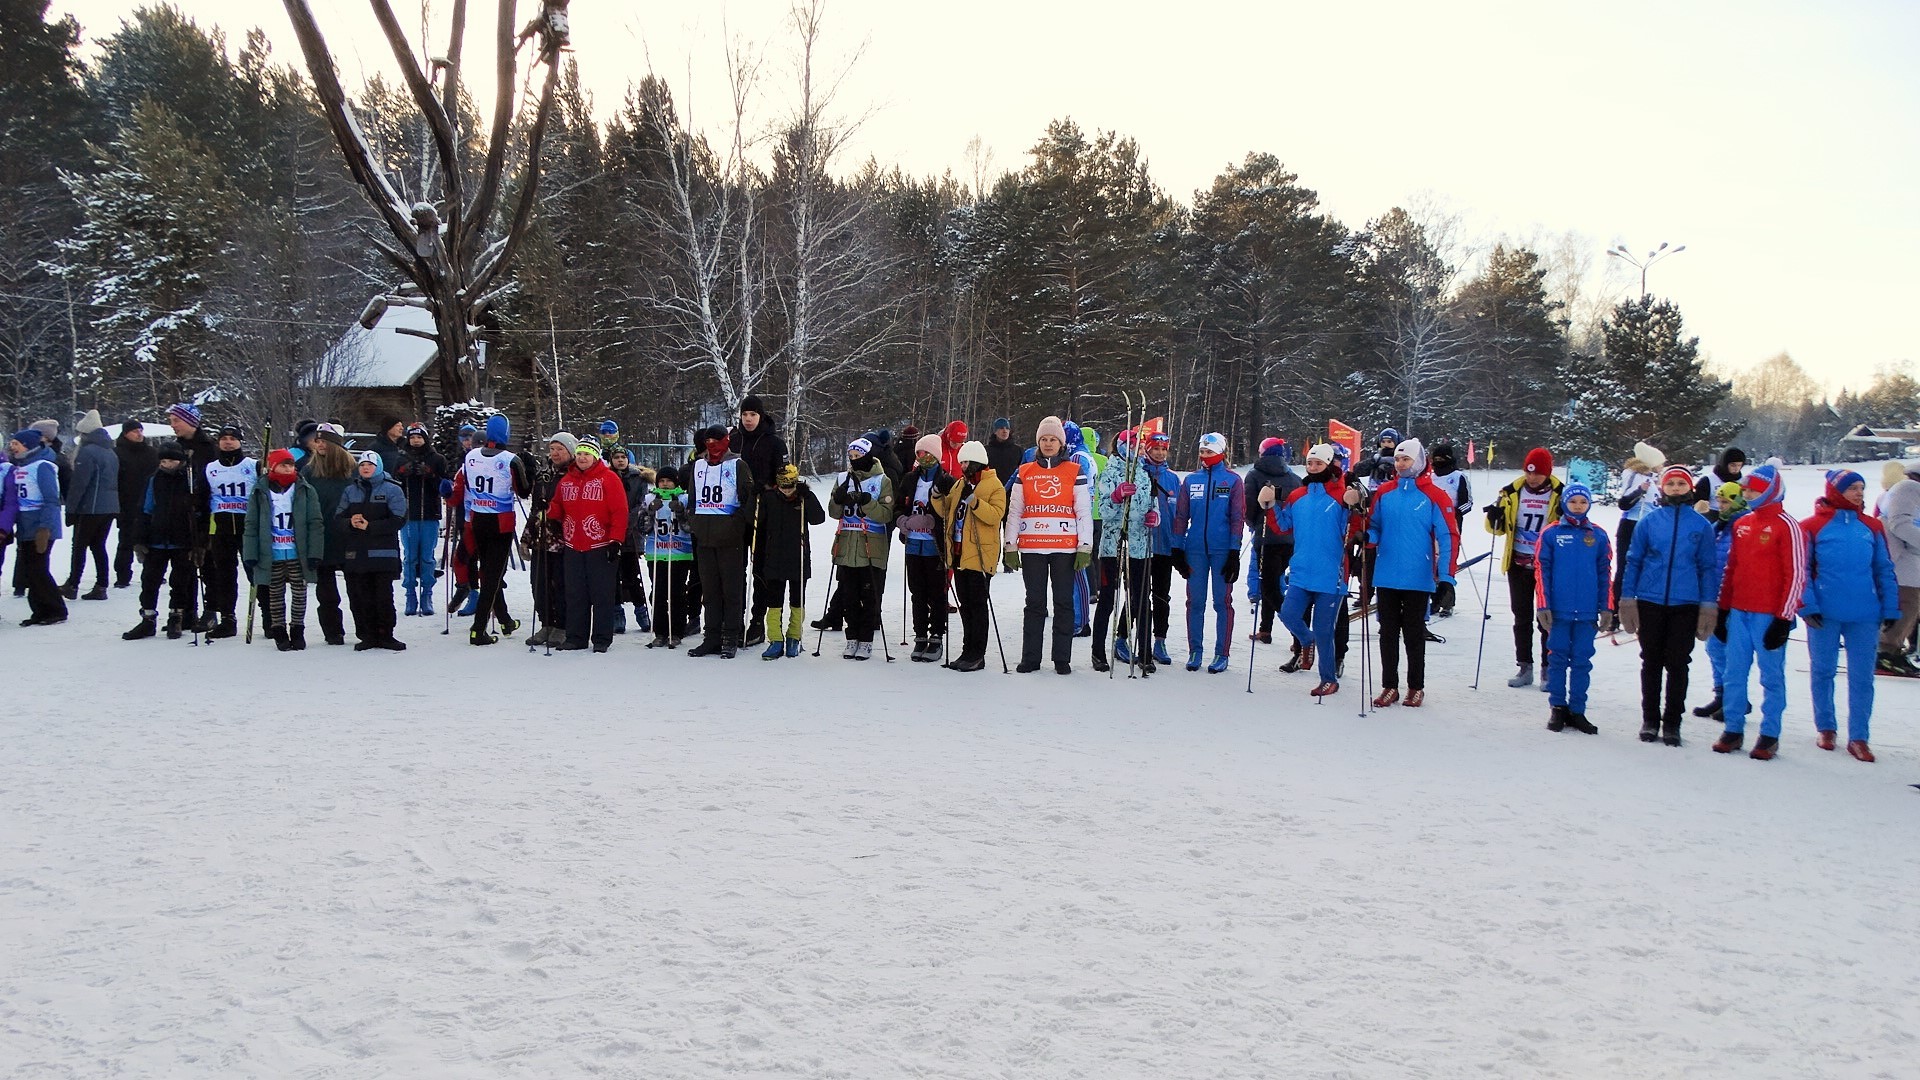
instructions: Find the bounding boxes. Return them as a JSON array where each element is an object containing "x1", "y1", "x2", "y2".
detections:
[{"x1": 3, "y1": 464, "x2": 1918, "y2": 1079}]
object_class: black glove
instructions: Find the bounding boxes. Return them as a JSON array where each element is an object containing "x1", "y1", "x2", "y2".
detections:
[
  {"x1": 1172, "y1": 548, "x2": 1191, "y2": 579},
  {"x1": 1433, "y1": 581, "x2": 1455, "y2": 610},
  {"x1": 1763, "y1": 616, "x2": 1792, "y2": 651},
  {"x1": 1713, "y1": 607, "x2": 1730, "y2": 642},
  {"x1": 1223, "y1": 549, "x2": 1241, "y2": 585},
  {"x1": 1483, "y1": 504, "x2": 1506, "y2": 531},
  {"x1": 854, "y1": 491, "x2": 873, "y2": 506},
  {"x1": 606, "y1": 542, "x2": 623, "y2": 564},
  {"x1": 934, "y1": 474, "x2": 957, "y2": 496}
]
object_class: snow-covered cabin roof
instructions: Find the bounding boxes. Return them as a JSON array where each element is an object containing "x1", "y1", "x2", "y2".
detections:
[{"x1": 321, "y1": 304, "x2": 440, "y2": 389}]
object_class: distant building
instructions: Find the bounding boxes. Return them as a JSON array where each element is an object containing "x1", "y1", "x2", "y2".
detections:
[
  {"x1": 314, "y1": 304, "x2": 446, "y2": 434},
  {"x1": 1837, "y1": 424, "x2": 1920, "y2": 460}
]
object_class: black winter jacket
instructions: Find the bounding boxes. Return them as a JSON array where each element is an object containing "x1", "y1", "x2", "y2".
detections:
[
  {"x1": 1244, "y1": 455, "x2": 1301, "y2": 546},
  {"x1": 392, "y1": 445, "x2": 449, "y2": 521},
  {"x1": 754, "y1": 485, "x2": 825, "y2": 582},
  {"x1": 115, "y1": 433, "x2": 159, "y2": 522}
]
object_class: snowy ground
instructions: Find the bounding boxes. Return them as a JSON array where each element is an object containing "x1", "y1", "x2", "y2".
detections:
[{"x1": 4, "y1": 464, "x2": 1918, "y2": 1079}]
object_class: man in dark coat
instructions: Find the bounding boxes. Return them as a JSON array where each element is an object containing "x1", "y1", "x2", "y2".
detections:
[
  {"x1": 730, "y1": 394, "x2": 788, "y2": 645},
  {"x1": 984, "y1": 417, "x2": 1024, "y2": 495},
  {"x1": 113, "y1": 420, "x2": 159, "y2": 588}
]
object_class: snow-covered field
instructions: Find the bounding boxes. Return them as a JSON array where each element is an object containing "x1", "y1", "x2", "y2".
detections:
[{"x1": 5, "y1": 463, "x2": 1917, "y2": 1079}]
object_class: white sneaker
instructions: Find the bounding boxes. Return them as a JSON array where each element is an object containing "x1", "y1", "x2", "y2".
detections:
[
  {"x1": 855, "y1": 641, "x2": 874, "y2": 661},
  {"x1": 843, "y1": 640, "x2": 859, "y2": 659}
]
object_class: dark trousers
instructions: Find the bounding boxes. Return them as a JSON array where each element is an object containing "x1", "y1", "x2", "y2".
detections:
[
  {"x1": 1096, "y1": 554, "x2": 1152, "y2": 659},
  {"x1": 139, "y1": 547, "x2": 197, "y2": 620},
  {"x1": 114, "y1": 525, "x2": 138, "y2": 584},
  {"x1": 20, "y1": 541, "x2": 65, "y2": 621},
  {"x1": 65, "y1": 513, "x2": 114, "y2": 588},
  {"x1": 906, "y1": 552, "x2": 948, "y2": 640},
  {"x1": 954, "y1": 568, "x2": 991, "y2": 662},
  {"x1": 1020, "y1": 551, "x2": 1077, "y2": 667},
  {"x1": 1637, "y1": 601, "x2": 1699, "y2": 726},
  {"x1": 203, "y1": 528, "x2": 243, "y2": 617},
  {"x1": 532, "y1": 545, "x2": 567, "y2": 630},
  {"x1": 1148, "y1": 553, "x2": 1175, "y2": 639},
  {"x1": 563, "y1": 547, "x2": 620, "y2": 648},
  {"x1": 343, "y1": 571, "x2": 397, "y2": 642},
  {"x1": 696, "y1": 543, "x2": 747, "y2": 640},
  {"x1": 1509, "y1": 563, "x2": 1547, "y2": 664},
  {"x1": 314, "y1": 567, "x2": 346, "y2": 641},
  {"x1": 840, "y1": 564, "x2": 882, "y2": 643},
  {"x1": 1255, "y1": 543, "x2": 1292, "y2": 638},
  {"x1": 649, "y1": 560, "x2": 694, "y2": 637},
  {"x1": 1376, "y1": 586, "x2": 1430, "y2": 691},
  {"x1": 470, "y1": 528, "x2": 515, "y2": 633},
  {"x1": 1612, "y1": 520, "x2": 1637, "y2": 608},
  {"x1": 618, "y1": 546, "x2": 646, "y2": 608}
]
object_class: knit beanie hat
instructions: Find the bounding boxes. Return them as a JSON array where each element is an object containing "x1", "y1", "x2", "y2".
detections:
[
  {"x1": 31, "y1": 419, "x2": 59, "y2": 441},
  {"x1": 1198, "y1": 432, "x2": 1228, "y2": 458},
  {"x1": 485, "y1": 414, "x2": 510, "y2": 446},
  {"x1": 775, "y1": 463, "x2": 801, "y2": 487},
  {"x1": 548, "y1": 432, "x2": 579, "y2": 456},
  {"x1": 76, "y1": 409, "x2": 104, "y2": 436},
  {"x1": 1524, "y1": 447, "x2": 1554, "y2": 476},
  {"x1": 1826, "y1": 468, "x2": 1865, "y2": 499},
  {"x1": 958, "y1": 440, "x2": 988, "y2": 466},
  {"x1": 1881, "y1": 460, "x2": 1908, "y2": 489},
  {"x1": 914, "y1": 433, "x2": 942, "y2": 460},
  {"x1": 848, "y1": 437, "x2": 873, "y2": 459},
  {"x1": 993, "y1": 417, "x2": 1011, "y2": 432},
  {"x1": 739, "y1": 395, "x2": 766, "y2": 418},
  {"x1": 405, "y1": 422, "x2": 429, "y2": 440},
  {"x1": 1036, "y1": 416, "x2": 1067, "y2": 445},
  {"x1": 316, "y1": 423, "x2": 346, "y2": 446},
  {"x1": 576, "y1": 434, "x2": 602, "y2": 461},
  {"x1": 1305, "y1": 443, "x2": 1337, "y2": 466},
  {"x1": 1740, "y1": 463, "x2": 1783, "y2": 508},
  {"x1": 12, "y1": 428, "x2": 43, "y2": 448},
  {"x1": 168, "y1": 403, "x2": 201, "y2": 428},
  {"x1": 1395, "y1": 437, "x2": 1426, "y2": 473},
  {"x1": 354, "y1": 450, "x2": 380, "y2": 468},
  {"x1": 1660, "y1": 464, "x2": 1695, "y2": 487},
  {"x1": 1632, "y1": 441, "x2": 1667, "y2": 470}
]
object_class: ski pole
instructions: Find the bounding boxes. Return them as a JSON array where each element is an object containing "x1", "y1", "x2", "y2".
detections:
[
  {"x1": 1247, "y1": 512, "x2": 1266, "y2": 694},
  {"x1": 986, "y1": 568, "x2": 1010, "y2": 673},
  {"x1": 1471, "y1": 535, "x2": 1497, "y2": 690},
  {"x1": 813, "y1": 560, "x2": 839, "y2": 657},
  {"x1": 875, "y1": 573, "x2": 895, "y2": 662}
]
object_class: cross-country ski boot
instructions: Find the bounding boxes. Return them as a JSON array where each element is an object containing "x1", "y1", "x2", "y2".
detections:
[
  {"x1": 1186, "y1": 649, "x2": 1203, "y2": 672},
  {"x1": 1153, "y1": 638, "x2": 1172, "y2": 665},
  {"x1": 1207, "y1": 653, "x2": 1229, "y2": 675},
  {"x1": 762, "y1": 637, "x2": 786, "y2": 660}
]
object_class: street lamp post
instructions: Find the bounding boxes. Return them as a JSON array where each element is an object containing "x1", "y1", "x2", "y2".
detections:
[{"x1": 1608, "y1": 241, "x2": 1686, "y2": 296}]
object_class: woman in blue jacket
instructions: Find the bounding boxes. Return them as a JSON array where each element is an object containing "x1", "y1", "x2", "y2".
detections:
[
  {"x1": 1618, "y1": 464, "x2": 1720, "y2": 745},
  {"x1": 1535, "y1": 483, "x2": 1613, "y2": 734},
  {"x1": 1260, "y1": 443, "x2": 1361, "y2": 697},
  {"x1": 1800, "y1": 469, "x2": 1900, "y2": 762},
  {"x1": 1364, "y1": 439, "x2": 1457, "y2": 708}
]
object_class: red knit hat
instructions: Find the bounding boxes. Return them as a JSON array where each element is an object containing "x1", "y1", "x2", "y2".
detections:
[
  {"x1": 1524, "y1": 447, "x2": 1554, "y2": 476},
  {"x1": 268, "y1": 448, "x2": 296, "y2": 472}
]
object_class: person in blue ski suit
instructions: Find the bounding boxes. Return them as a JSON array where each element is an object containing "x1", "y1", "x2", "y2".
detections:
[
  {"x1": 1696, "y1": 480, "x2": 1749, "y2": 721},
  {"x1": 1617, "y1": 463, "x2": 1719, "y2": 745},
  {"x1": 1799, "y1": 468, "x2": 1900, "y2": 762},
  {"x1": 1363, "y1": 438, "x2": 1457, "y2": 706},
  {"x1": 1173, "y1": 432, "x2": 1244, "y2": 673},
  {"x1": 1534, "y1": 482, "x2": 1612, "y2": 733},
  {"x1": 1261, "y1": 443, "x2": 1358, "y2": 695}
]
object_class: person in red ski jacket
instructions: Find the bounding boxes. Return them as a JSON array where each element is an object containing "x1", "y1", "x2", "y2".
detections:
[
  {"x1": 545, "y1": 435, "x2": 629, "y2": 652},
  {"x1": 1711, "y1": 464, "x2": 1806, "y2": 759}
]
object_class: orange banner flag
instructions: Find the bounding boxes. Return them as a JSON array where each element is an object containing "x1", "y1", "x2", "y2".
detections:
[{"x1": 1328, "y1": 419, "x2": 1362, "y2": 464}]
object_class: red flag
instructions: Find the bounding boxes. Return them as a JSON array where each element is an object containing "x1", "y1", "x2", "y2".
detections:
[
  {"x1": 1328, "y1": 420, "x2": 1362, "y2": 464},
  {"x1": 1467, "y1": 439, "x2": 1476, "y2": 465}
]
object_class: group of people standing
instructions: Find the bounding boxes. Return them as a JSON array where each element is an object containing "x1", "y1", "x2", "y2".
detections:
[{"x1": 9, "y1": 397, "x2": 1917, "y2": 765}]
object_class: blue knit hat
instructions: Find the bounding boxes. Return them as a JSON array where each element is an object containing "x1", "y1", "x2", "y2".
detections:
[
  {"x1": 1562, "y1": 482, "x2": 1594, "y2": 522},
  {"x1": 599, "y1": 420, "x2": 618, "y2": 437},
  {"x1": 485, "y1": 414, "x2": 510, "y2": 446},
  {"x1": 1741, "y1": 463, "x2": 1784, "y2": 508},
  {"x1": 168, "y1": 403, "x2": 202, "y2": 428},
  {"x1": 12, "y1": 428, "x2": 43, "y2": 448}
]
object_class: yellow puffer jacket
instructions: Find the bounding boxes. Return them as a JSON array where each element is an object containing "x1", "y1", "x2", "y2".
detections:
[
  {"x1": 932, "y1": 468, "x2": 1007, "y2": 574},
  {"x1": 1484, "y1": 474, "x2": 1565, "y2": 571}
]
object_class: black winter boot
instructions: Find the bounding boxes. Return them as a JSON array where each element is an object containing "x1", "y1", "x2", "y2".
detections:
[
  {"x1": 124, "y1": 611, "x2": 159, "y2": 640},
  {"x1": 288, "y1": 625, "x2": 307, "y2": 651},
  {"x1": 1693, "y1": 688, "x2": 1723, "y2": 718}
]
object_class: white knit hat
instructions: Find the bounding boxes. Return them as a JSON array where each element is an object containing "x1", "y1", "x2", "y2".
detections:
[
  {"x1": 958, "y1": 440, "x2": 988, "y2": 466},
  {"x1": 1305, "y1": 443, "x2": 1337, "y2": 466}
]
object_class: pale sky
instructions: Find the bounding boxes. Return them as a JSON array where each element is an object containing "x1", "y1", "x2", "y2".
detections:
[{"x1": 53, "y1": 0, "x2": 1920, "y2": 393}]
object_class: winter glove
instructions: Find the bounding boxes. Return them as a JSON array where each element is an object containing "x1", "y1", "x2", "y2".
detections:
[
  {"x1": 898, "y1": 513, "x2": 936, "y2": 534},
  {"x1": 1763, "y1": 616, "x2": 1792, "y2": 651},
  {"x1": 1256, "y1": 485, "x2": 1276, "y2": 509},
  {"x1": 607, "y1": 542, "x2": 623, "y2": 564},
  {"x1": 1073, "y1": 551, "x2": 1092, "y2": 572},
  {"x1": 1693, "y1": 603, "x2": 1716, "y2": 641},
  {"x1": 34, "y1": 527, "x2": 50, "y2": 554},
  {"x1": 1171, "y1": 548, "x2": 1191, "y2": 579},
  {"x1": 1619, "y1": 598, "x2": 1641, "y2": 636},
  {"x1": 933, "y1": 474, "x2": 957, "y2": 496},
  {"x1": 1116, "y1": 481, "x2": 1139, "y2": 500},
  {"x1": 1802, "y1": 613, "x2": 1823, "y2": 631},
  {"x1": 1223, "y1": 549, "x2": 1241, "y2": 585},
  {"x1": 1433, "y1": 581, "x2": 1456, "y2": 611},
  {"x1": 1713, "y1": 607, "x2": 1730, "y2": 642},
  {"x1": 1343, "y1": 486, "x2": 1363, "y2": 509},
  {"x1": 1002, "y1": 549, "x2": 1021, "y2": 572},
  {"x1": 439, "y1": 478, "x2": 455, "y2": 498},
  {"x1": 853, "y1": 490, "x2": 873, "y2": 506},
  {"x1": 1536, "y1": 608, "x2": 1553, "y2": 634},
  {"x1": 1144, "y1": 509, "x2": 1159, "y2": 529},
  {"x1": 1483, "y1": 504, "x2": 1506, "y2": 531}
]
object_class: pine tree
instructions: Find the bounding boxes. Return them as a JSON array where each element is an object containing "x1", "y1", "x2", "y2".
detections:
[
  {"x1": 1554, "y1": 295, "x2": 1738, "y2": 464},
  {"x1": 58, "y1": 99, "x2": 234, "y2": 408},
  {"x1": 1451, "y1": 244, "x2": 1568, "y2": 449}
]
